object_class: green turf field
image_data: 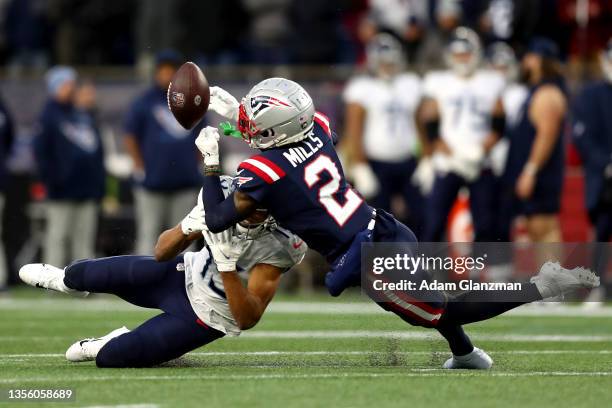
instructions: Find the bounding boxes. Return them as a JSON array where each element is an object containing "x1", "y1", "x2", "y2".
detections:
[{"x1": 1, "y1": 289, "x2": 611, "y2": 408}]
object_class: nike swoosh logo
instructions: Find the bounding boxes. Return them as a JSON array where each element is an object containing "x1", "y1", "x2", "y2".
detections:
[
  {"x1": 292, "y1": 240, "x2": 304, "y2": 249},
  {"x1": 219, "y1": 250, "x2": 231, "y2": 260}
]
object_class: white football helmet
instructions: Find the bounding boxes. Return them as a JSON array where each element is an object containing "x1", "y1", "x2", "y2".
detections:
[
  {"x1": 487, "y1": 41, "x2": 518, "y2": 81},
  {"x1": 445, "y1": 27, "x2": 482, "y2": 77},
  {"x1": 238, "y1": 78, "x2": 315, "y2": 149},
  {"x1": 366, "y1": 33, "x2": 405, "y2": 78}
]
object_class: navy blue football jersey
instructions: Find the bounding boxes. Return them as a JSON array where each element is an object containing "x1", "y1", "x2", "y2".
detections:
[{"x1": 236, "y1": 112, "x2": 374, "y2": 259}]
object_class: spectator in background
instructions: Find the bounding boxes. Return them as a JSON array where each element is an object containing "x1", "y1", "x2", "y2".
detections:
[
  {"x1": 33, "y1": 67, "x2": 105, "y2": 266},
  {"x1": 135, "y1": 0, "x2": 181, "y2": 70},
  {"x1": 358, "y1": 0, "x2": 429, "y2": 63},
  {"x1": 502, "y1": 38, "x2": 567, "y2": 243},
  {"x1": 176, "y1": 0, "x2": 248, "y2": 65},
  {"x1": 0, "y1": 93, "x2": 14, "y2": 290},
  {"x1": 123, "y1": 51, "x2": 203, "y2": 255},
  {"x1": 288, "y1": 0, "x2": 349, "y2": 63},
  {"x1": 5, "y1": 0, "x2": 51, "y2": 73},
  {"x1": 479, "y1": 0, "x2": 539, "y2": 52},
  {"x1": 242, "y1": 0, "x2": 291, "y2": 64},
  {"x1": 342, "y1": 34, "x2": 426, "y2": 236},
  {"x1": 571, "y1": 39, "x2": 612, "y2": 302},
  {"x1": 558, "y1": 0, "x2": 612, "y2": 79}
]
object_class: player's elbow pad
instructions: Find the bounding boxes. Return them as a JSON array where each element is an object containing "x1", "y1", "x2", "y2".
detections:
[
  {"x1": 491, "y1": 114, "x2": 506, "y2": 136},
  {"x1": 424, "y1": 119, "x2": 440, "y2": 142}
]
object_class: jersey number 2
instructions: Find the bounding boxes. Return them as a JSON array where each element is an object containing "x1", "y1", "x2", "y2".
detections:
[{"x1": 304, "y1": 155, "x2": 363, "y2": 226}]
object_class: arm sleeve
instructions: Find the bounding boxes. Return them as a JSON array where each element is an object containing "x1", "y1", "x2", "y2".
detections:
[
  {"x1": 201, "y1": 175, "x2": 244, "y2": 233},
  {"x1": 571, "y1": 90, "x2": 610, "y2": 169}
]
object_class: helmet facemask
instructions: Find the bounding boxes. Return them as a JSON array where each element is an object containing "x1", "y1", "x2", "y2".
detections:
[
  {"x1": 235, "y1": 210, "x2": 277, "y2": 240},
  {"x1": 446, "y1": 27, "x2": 482, "y2": 77}
]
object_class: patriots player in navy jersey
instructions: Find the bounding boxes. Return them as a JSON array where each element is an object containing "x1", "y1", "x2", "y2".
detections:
[{"x1": 196, "y1": 78, "x2": 599, "y2": 369}]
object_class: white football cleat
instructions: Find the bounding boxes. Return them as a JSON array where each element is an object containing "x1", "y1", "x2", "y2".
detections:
[
  {"x1": 65, "y1": 326, "x2": 130, "y2": 362},
  {"x1": 530, "y1": 262, "x2": 600, "y2": 300},
  {"x1": 19, "y1": 263, "x2": 88, "y2": 297},
  {"x1": 443, "y1": 347, "x2": 493, "y2": 369}
]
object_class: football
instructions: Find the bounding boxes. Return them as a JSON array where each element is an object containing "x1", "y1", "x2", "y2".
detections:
[{"x1": 167, "y1": 61, "x2": 210, "y2": 130}]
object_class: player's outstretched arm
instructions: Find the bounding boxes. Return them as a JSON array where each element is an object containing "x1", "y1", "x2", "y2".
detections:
[
  {"x1": 221, "y1": 263, "x2": 282, "y2": 330},
  {"x1": 196, "y1": 126, "x2": 259, "y2": 232},
  {"x1": 154, "y1": 225, "x2": 201, "y2": 262}
]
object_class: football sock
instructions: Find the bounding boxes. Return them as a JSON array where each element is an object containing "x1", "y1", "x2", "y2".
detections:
[{"x1": 436, "y1": 323, "x2": 474, "y2": 356}]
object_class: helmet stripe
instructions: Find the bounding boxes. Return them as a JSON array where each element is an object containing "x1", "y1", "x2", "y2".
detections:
[{"x1": 314, "y1": 112, "x2": 331, "y2": 137}]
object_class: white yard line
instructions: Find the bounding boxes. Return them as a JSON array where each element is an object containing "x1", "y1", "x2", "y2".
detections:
[
  {"x1": 1, "y1": 299, "x2": 612, "y2": 317},
  {"x1": 242, "y1": 331, "x2": 612, "y2": 342},
  {"x1": 1, "y1": 350, "x2": 611, "y2": 359},
  {"x1": 0, "y1": 371, "x2": 610, "y2": 384}
]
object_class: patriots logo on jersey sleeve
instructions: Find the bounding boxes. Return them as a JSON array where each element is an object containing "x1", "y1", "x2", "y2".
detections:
[{"x1": 250, "y1": 96, "x2": 290, "y2": 116}]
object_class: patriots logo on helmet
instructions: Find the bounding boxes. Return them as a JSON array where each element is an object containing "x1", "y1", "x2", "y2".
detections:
[{"x1": 250, "y1": 95, "x2": 290, "y2": 117}]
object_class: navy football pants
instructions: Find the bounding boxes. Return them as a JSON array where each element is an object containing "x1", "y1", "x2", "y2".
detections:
[
  {"x1": 64, "y1": 256, "x2": 224, "y2": 368},
  {"x1": 369, "y1": 159, "x2": 424, "y2": 238},
  {"x1": 327, "y1": 209, "x2": 543, "y2": 356},
  {"x1": 423, "y1": 170, "x2": 498, "y2": 242}
]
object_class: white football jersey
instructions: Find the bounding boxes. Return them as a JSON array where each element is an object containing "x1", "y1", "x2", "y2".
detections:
[
  {"x1": 183, "y1": 190, "x2": 307, "y2": 336},
  {"x1": 423, "y1": 69, "x2": 505, "y2": 150},
  {"x1": 343, "y1": 73, "x2": 422, "y2": 162}
]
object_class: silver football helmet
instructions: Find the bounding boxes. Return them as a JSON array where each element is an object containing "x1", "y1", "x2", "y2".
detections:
[
  {"x1": 238, "y1": 78, "x2": 315, "y2": 149},
  {"x1": 366, "y1": 33, "x2": 405, "y2": 78},
  {"x1": 487, "y1": 41, "x2": 518, "y2": 81},
  {"x1": 445, "y1": 27, "x2": 482, "y2": 77}
]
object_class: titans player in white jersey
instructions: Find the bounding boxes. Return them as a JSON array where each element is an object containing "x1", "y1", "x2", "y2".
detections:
[
  {"x1": 19, "y1": 177, "x2": 306, "y2": 367},
  {"x1": 343, "y1": 33, "x2": 426, "y2": 236},
  {"x1": 421, "y1": 27, "x2": 506, "y2": 242}
]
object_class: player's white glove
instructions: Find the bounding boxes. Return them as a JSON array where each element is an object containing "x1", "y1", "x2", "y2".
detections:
[
  {"x1": 209, "y1": 86, "x2": 239, "y2": 121},
  {"x1": 180, "y1": 205, "x2": 207, "y2": 235},
  {"x1": 202, "y1": 228, "x2": 247, "y2": 272},
  {"x1": 412, "y1": 157, "x2": 435, "y2": 195},
  {"x1": 450, "y1": 145, "x2": 484, "y2": 182},
  {"x1": 196, "y1": 126, "x2": 220, "y2": 166},
  {"x1": 351, "y1": 162, "x2": 379, "y2": 199}
]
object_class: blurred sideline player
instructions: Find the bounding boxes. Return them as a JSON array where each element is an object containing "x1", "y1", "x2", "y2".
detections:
[
  {"x1": 501, "y1": 38, "x2": 567, "y2": 243},
  {"x1": 485, "y1": 42, "x2": 529, "y2": 282},
  {"x1": 572, "y1": 38, "x2": 612, "y2": 303},
  {"x1": 19, "y1": 177, "x2": 306, "y2": 368},
  {"x1": 420, "y1": 27, "x2": 506, "y2": 242},
  {"x1": 342, "y1": 33, "x2": 426, "y2": 236},
  {"x1": 197, "y1": 78, "x2": 598, "y2": 369}
]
